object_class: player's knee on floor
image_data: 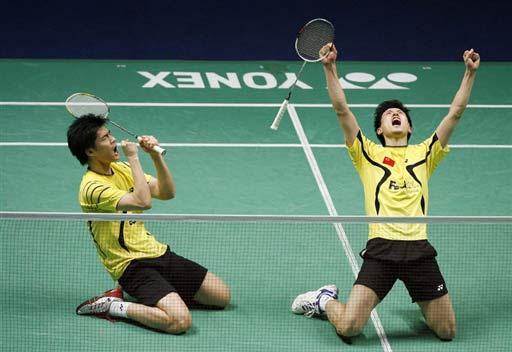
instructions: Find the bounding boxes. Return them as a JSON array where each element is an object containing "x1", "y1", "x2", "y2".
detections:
[
  {"x1": 164, "y1": 312, "x2": 192, "y2": 334},
  {"x1": 218, "y1": 287, "x2": 231, "y2": 308},
  {"x1": 335, "y1": 317, "x2": 365, "y2": 338},
  {"x1": 426, "y1": 313, "x2": 456, "y2": 341},
  {"x1": 435, "y1": 322, "x2": 456, "y2": 341},
  {"x1": 196, "y1": 275, "x2": 231, "y2": 308}
]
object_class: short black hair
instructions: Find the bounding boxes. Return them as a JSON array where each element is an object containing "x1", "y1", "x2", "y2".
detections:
[
  {"x1": 67, "y1": 114, "x2": 106, "y2": 165},
  {"x1": 373, "y1": 99, "x2": 413, "y2": 146}
]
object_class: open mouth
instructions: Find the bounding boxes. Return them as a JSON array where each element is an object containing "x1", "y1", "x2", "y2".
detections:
[{"x1": 392, "y1": 118, "x2": 401, "y2": 126}]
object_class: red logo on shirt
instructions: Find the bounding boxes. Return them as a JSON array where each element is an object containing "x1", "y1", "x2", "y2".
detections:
[{"x1": 383, "y1": 156, "x2": 395, "y2": 167}]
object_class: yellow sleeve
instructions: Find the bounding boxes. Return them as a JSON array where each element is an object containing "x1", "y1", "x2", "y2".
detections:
[
  {"x1": 424, "y1": 133, "x2": 450, "y2": 178},
  {"x1": 80, "y1": 180, "x2": 127, "y2": 212},
  {"x1": 347, "y1": 131, "x2": 379, "y2": 170}
]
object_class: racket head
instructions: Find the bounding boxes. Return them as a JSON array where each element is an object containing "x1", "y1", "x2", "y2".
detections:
[
  {"x1": 294, "y1": 18, "x2": 335, "y2": 62},
  {"x1": 65, "y1": 93, "x2": 110, "y2": 119}
]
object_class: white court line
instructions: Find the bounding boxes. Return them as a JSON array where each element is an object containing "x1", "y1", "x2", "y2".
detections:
[
  {"x1": 287, "y1": 105, "x2": 393, "y2": 352},
  {"x1": 1, "y1": 101, "x2": 512, "y2": 108},
  {"x1": 309, "y1": 144, "x2": 512, "y2": 149},
  {"x1": 1, "y1": 142, "x2": 510, "y2": 149},
  {"x1": 293, "y1": 104, "x2": 512, "y2": 109},
  {"x1": 3, "y1": 101, "x2": 509, "y2": 148},
  {"x1": 0, "y1": 102, "x2": 280, "y2": 107},
  {"x1": 0, "y1": 142, "x2": 302, "y2": 148}
]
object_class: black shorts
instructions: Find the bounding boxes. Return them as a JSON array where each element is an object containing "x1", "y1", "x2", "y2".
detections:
[
  {"x1": 355, "y1": 238, "x2": 448, "y2": 302},
  {"x1": 118, "y1": 247, "x2": 208, "y2": 306}
]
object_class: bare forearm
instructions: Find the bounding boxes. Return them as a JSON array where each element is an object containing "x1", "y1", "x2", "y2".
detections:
[
  {"x1": 151, "y1": 154, "x2": 176, "y2": 199},
  {"x1": 324, "y1": 63, "x2": 359, "y2": 145},
  {"x1": 127, "y1": 155, "x2": 152, "y2": 206},
  {"x1": 449, "y1": 69, "x2": 477, "y2": 118},
  {"x1": 436, "y1": 49, "x2": 480, "y2": 147},
  {"x1": 324, "y1": 64, "x2": 350, "y2": 115}
]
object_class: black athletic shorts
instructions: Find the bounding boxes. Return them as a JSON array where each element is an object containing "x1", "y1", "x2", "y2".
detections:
[
  {"x1": 355, "y1": 238, "x2": 448, "y2": 302},
  {"x1": 118, "y1": 247, "x2": 208, "y2": 306}
]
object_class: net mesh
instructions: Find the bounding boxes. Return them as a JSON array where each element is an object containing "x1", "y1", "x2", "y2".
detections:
[
  {"x1": 1, "y1": 212, "x2": 511, "y2": 352},
  {"x1": 295, "y1": 19, "x2": 335, "y2": 62}
]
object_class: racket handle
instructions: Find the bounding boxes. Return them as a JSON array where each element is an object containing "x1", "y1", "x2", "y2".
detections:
[
  {"x1": 270, "y1": 99, "x2": 289, "y2": 130},
  {"x1": 137, "y1": 136, "x2": 167, "y2": 156},
  {"x1": 152, "y1": 145, "x2": 167, "y2": 156}
]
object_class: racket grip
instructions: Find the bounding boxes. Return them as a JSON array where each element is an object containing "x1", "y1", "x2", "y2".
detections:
[
  {"x1": 152, "y1": 145, "x2": 167, "y2": 156},
  {"x1": 137, "y1": 136, "x2": 167, "y2": 156},
  {"x1": 270, "y1": 99, "x2": 289, "y2": 130}
]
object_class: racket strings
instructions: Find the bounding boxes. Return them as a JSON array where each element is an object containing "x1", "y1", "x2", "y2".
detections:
[
  {"x1": 296, "y1": 20, "x2": 335, "y2": 61},
  {"x1": 66, "y1": 95, "x2": 109, "y2": 119}
]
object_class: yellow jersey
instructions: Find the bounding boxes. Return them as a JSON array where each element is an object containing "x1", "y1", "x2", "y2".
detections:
[
  {"x1": 348, "y1": 131, "x2": 449, "y2": 241},
  {"x1": 79, "y1": 162, "x2": 167, "y2": 280}
]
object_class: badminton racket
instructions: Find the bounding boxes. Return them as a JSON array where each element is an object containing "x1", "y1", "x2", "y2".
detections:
[
  {"x1": 65, "y1": 93, "x2": 166, "y2": 155},
  {"x1": 270, "y1": 18, "x2": 335, "y2": 130}
]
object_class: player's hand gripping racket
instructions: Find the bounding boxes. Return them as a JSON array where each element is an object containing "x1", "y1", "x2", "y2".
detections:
[
  {"x1": 65, "y1": 93, "x2": 166, "y2": 155},
  {"x1": 270, "y1": 18, "x2": 335, "y2": 130}
]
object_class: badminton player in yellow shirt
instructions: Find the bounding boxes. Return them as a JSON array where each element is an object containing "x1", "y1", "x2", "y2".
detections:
[
  {"x1": 67, "y1": 115, "x2": 230, "y2": 334},
  {"x1": 292, "y1": 47, "x2": 480, "y2": 342}
]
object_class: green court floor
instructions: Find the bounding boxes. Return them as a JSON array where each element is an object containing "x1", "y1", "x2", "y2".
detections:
[{"x1": 0, "y1": 58, "x2": 511, "y2": 351}]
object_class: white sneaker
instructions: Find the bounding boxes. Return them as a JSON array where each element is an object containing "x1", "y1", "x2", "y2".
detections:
[{"x1": 291, "y1": 284, "x2": 338, "y2": 318}]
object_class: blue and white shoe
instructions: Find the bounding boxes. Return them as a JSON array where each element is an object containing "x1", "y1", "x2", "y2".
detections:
[{"x1": 291, "y1": 284, "x2": 338, "y2": 318}]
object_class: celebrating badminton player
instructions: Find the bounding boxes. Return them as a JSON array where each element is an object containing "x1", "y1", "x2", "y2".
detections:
[
  {"x1": 291, "y1": 46, "x2": 480, "y2": 342},
  {"x1": 67, "y1": 114, "x2": 230, "y2": 333}
]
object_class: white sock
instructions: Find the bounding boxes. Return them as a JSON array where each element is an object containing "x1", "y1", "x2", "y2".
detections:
[
  {"x1": 318, "y1": 295, "x2": 334, "y2": 312},
  {"x1": 109, "y1": 301, "x2": 131, "y2": 318}
]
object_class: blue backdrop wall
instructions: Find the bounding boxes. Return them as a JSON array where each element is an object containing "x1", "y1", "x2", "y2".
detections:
[{"x1": 0, "y1": 0, "x2": 510, "y2": 61}]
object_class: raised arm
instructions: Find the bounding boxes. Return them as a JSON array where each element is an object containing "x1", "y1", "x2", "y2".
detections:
[
  {"x1": 436, "y1": 49, "x2": 480, "y2": 147},
  {"x1": 117, "y1": 140, "x2": 153, "y2": 210},
  {"x1": 139, "y1": 135, "x2": 176, "y2": 200},
  {"x1": 321, "y1": 44, "x2": 360, "y2": 146}
]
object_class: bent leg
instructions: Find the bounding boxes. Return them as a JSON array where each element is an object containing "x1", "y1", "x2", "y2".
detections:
[
  {"x1": 325, "y1": 284, "x2": 380, "y2": 337},
  {"x1": 126, "y1": 292, "x2": 192, "y2": 334},
  {"x1": 417, "y1": 294, "x2": 456, "y2": 341},
  {"x1": 193, "y1": 271, "x2": 231, "y2": 308}
]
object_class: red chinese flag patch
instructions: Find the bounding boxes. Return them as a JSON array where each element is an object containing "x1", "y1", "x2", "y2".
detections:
[{"x1": 383, "y1": 156, "x2": 395, "y2": 167}]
